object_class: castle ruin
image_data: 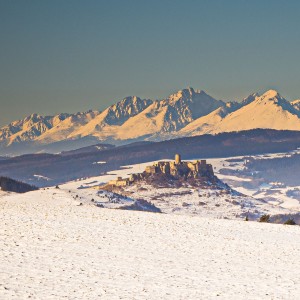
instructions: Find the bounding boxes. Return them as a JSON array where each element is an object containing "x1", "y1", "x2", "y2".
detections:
[
  {"x1": 108, "y1": 154, "x2": 215, "y2": 187},
  {"x1": 144, "y1": 154, "x2": 214, "y2": 179}
]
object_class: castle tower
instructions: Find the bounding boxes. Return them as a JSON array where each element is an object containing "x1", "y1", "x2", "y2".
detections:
[{"x1": 175, "y1": 154, "x2": 181, "y2": 164}]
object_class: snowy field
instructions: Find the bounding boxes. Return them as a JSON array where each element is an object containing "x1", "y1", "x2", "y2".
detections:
[
  {"x1": 1, "y1": 191, "x2": 300, "y2": 299},
  {"x1": 59, "y1": 150, "x2": 300, "y2": 215},
  {"x1": 208, "y1": 150, "x2": 300, "y2": 210}
]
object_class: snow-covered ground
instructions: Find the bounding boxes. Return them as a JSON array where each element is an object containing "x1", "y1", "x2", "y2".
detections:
[
  {"x1": 0, "y1": 157, "x2": 292, "y2": 222},
  {"x1": 208, "y1": 150, "x2": 300, "y2": 210},
  {"x1": 118, "y1": 183, "x2": 291, "y2": 220},
  {"x1": 59, "y1": 150, "x2": 300, "y2": 217},
  {"x1": 61, "y1": 160, "x2": 166, "y2": 190},
  {"x1": 1, "y1": 191, "x2": 300, "y2": 299}
]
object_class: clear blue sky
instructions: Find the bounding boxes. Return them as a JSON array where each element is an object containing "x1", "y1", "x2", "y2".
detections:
[{"x1": 1, "y1": 0, "x2": 300, "y2": 125}]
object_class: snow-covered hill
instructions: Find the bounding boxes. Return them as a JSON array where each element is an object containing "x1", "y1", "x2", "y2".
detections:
[
  {"x1": 1, "y1": 187, "x2": 300, "y2": 299},
  {"x1": 1, "y1": 155, "x2": 299, "y2": 298},
  {"x1": 1, "y1": 88, "x2": 300, "y2": 154},
  {"x1": 58, "y1": 157, "x2": 300, "y2": 221}
]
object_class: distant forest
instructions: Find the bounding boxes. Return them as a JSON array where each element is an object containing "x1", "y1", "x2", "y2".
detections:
[
  {"x1": 245, "y1": 154, "x2": 300, "y2": 186},
  {"x1": 0, "y1": 177, "x2": 38, "y2": 193},
  {"x1": 0, "y1": 129, "x2": 300, "y2": 187}
]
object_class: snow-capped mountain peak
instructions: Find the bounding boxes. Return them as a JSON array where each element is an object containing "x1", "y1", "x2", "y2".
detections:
[
  {"x1": 179, "y1": 89, "x2": 300, "y2": 137},
  {"x1": 255, "y1": 89, "x2": 291, "y2": 107},
  {"x1": 261, "y1": 89, "x2": 281, "y2": 99},
  {"x1": 0, "y1": 87, "x2": 300, "y2": 155},
  {"x1": 167, "y1": 87, "x2": 211, "y2": 104},
  {"x1": 253, "y1": 90, "x2": 300, "y2": 116},
  {"x1": 67, "y1": 96, "x2": 153, "y2": 139},
  {"x1": 104, "y1": 96, "x2": 153, "y2": 125}
]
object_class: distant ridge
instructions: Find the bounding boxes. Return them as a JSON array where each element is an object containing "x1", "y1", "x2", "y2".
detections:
[
  {"x1": 0, "y1": 88, "x2": 300, "y2": 155},
  {"x1": 0, "y1": 129, "x2": 300, "y2": 187}
]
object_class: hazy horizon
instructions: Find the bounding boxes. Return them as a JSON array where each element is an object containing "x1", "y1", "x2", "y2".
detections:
[{"x1": 1, "y1": 0, "x2": 300, "y2": 125}]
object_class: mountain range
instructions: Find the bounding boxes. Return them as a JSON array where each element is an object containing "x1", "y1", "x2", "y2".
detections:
[{"x1": 1, "y1": 87, "x2": 300, "y2": 155}]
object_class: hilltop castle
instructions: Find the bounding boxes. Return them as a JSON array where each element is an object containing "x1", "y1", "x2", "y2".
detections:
[
  {"x1": 108, "y1": 154, "x2": 215, "y2": 187},
  {"x1": 144, "y1": 154, "x2": 214, "y2": 178}
]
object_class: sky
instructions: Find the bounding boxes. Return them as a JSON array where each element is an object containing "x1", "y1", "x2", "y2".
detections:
[{"x1": 1, "y1": 0, "x2": 300, "y2": 126}]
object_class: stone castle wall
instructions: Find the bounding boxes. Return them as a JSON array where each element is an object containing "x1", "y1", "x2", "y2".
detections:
[{"x1": 108, "y1": 154, "x2": 215, "y2": 187}]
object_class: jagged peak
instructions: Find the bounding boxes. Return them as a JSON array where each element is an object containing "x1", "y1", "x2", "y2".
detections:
[
  {"x1": 261, "y1": 89, "x2": 281, "y2": 99},
  {"x1": 291, "y1": 99, "x2": 300, "y2": 111},
  {"x1": 167, "y1": 87, "x2": 210, "y2": 103},
  {"x1": 108, "y1": 96, "x2": 152, "y2": 110},
  {"x1": 22, "y1": 113, "x2": 45, "y2": 123},
  {"x1": 242, "y1": 92, "x2": 259, "y2": 101},
  {"x1": 26, "y1": 113, "x2": 40, "y2": 119},
  {"x1": 241, "y1": 92, "x2": 260, "y2": 106},
  {"x1": 291, "y1": 99, "x2": 300, "y2": 104},
  {"x1": 109, "y1": 97, "x2": 151, "y2": 115},
  {"x1": 122, "y1": 95, "x2": 140, "y2": 102},
  {"x1": 251, "y1": 89, "x2": 293, "y2": 108},
  {"x1": 248, "y1": 89, "x2": 300, "y2": 117}
]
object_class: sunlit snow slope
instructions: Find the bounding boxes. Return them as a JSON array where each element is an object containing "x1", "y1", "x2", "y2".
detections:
[
  {"x1": 1, "y1": 191, "x2": 300, "y2": 299},
  {"x1": 180, "y1": 90, "x2": 300, "y2": 136}
]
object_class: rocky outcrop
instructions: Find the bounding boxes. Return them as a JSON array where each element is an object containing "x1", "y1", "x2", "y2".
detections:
[{"x1": 107, "y1": 154, "x2": 216, "y2": 189}]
